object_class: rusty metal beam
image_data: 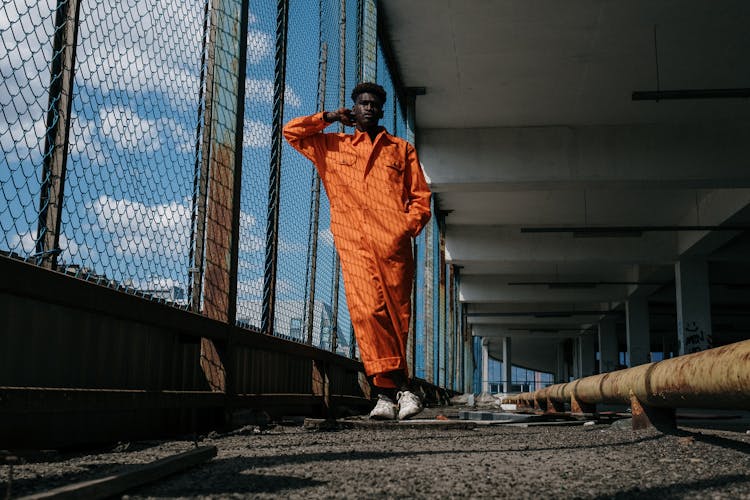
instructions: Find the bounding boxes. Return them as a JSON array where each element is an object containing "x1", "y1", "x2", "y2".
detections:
[
  {"x1": 312, "y1": 360, "x2": 331, "y2": 417},
  {"x1": 0, "y1": 387, "x2": 370, "y2": 416},
  {"x1": 0, "y1": 256, "x2": 364, "y2": 372},
  {"x1": 504, "y1": 340, "x2": 750, "y2": 423},
  {"x1": 0, "y1": 387, "x2": 225, "y2": 412}
]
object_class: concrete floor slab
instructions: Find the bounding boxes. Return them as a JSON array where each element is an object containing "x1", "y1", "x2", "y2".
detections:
[{"x1": 8, "y1": 421, "x2": 750, "y2": 499}]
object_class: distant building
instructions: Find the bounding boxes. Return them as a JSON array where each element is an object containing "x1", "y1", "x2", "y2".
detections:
[{"x1": 237, "y1": 299, "x2": 350, "y2": 354}]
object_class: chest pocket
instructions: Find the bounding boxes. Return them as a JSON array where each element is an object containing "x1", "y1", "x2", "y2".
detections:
[
  {"x1": 382, "y1": 155, "x2": 405, "y2": 187},
  {"x1": 333, "y1": 151, "x2": 357, "y2": 165},
  {"x1": 326, "y1": 150, "x2": 359, "y2": 195}
]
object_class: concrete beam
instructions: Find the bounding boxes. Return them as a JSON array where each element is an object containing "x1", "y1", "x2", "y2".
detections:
[
  {"x1": 677, "y1": 190, "x2": 750, "y2": 257},
  {"x1": 439, "y1": 189, "x2": 722, "y2": 227},
  {"x1": 460, "y1": 276, "x2": 633, "y2": 304},
  {"x1": 421, "y1": 122, "x2": 750, "y2": 192},
  {"x1": 486, "y1": 335, "x2": 558, "y2": 375},
  {"x1": 466, "y1": 302, "x2": 612, "y2": 314},
  {"x1": 446, "y1": 226, "x2": 678, "y2": 266},
  {"x1": 467, "y1": 317, "x2": 599, "y2": 329}
]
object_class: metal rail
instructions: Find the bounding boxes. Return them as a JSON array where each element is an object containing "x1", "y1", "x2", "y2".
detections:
[
  {"x1": 504, "y1": 339, "x2": 750, "y2": 428},
  {"x1": 1, "y1": 256, "x2": 457, "y2": 449}
]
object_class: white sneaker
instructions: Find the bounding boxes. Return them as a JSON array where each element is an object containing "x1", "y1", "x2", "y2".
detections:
[
  {"x1": 369, "y1": 395, "x2": 397, "y2": 420},
  {"x1": 397, "y1": 390, "x2": 424, "y2": 420}
]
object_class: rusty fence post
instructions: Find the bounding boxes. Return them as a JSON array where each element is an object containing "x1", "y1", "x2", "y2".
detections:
[
  {"x1": 312, "y1": 360, "x2": 331, "y2": 417},
  {"x1": 35, "y1": 0, "x2": 82, "y2": 270},
  {"x1": 360, "y1": 0, "x2": 376, "y2": 82},
  {"x1": 305, "y1": 41, "x2": 327, "y2": 346},
  {"x1": 189, "y1": 0, "x2": 214, "y2": 312},
  {"x1": 200, "y1": 0, "x2": 250, "y2": 401}
]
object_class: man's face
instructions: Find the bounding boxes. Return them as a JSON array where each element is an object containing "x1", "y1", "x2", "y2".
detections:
[{"x1": 352, "y1": 92, "x2": 384, "y2": 129}]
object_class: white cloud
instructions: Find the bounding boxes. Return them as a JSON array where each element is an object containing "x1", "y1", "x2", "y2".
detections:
[
  {"x1": 240, "y1": 211, "x2": 256, "y2": 227},
  {"x1": 69, "y1": 111, "x2": 99, "y2": 160},
  {"x1": 247, "y1": 30, "x2": 273, "y2": 64},
  {"x1": 8, "y1": 229, "x2": 80, "y2": 261},
  {"x1": 319, "y1": 227, "x2": 334, "y2": 248},
  {"x1": 1, "y1": 0, "x2": 54, "y2": 139},
  {"x1": 129, "y1": 275, "x2": 183, "y2": 290},
  {"x1": 243, "y1": 120, "x2": 272, "y2": 148},
  {"x1": 237, "y1": 276, "x2": 298, "y2": 300},
  {"x1": 1, "y1": 117, "x2": 46, "y2": 162},
  {"x1": 245, "y1": 79, "x2": 302, "y2": 107},
  {"x1": 278, "y1": 238, "x2": 306, "y2": 254},
  {"x1": 73, "y1": 0, "x2": 204, "y2": 97},
  {"x1": 238, "y1": 276, "x2": 264, "y2": 298},
  {"x1": 239, "y1": 210, "x2": 265, "y2": 252},
  {"x1": 99, "y1": 106, "x2": 160, "y2": 152},
  {"x1": 95, "y1": 105, "x2": 193, "y2": 154},
  {"x1": 90, "y1": 195, "x2": 192, "y2": 257}
]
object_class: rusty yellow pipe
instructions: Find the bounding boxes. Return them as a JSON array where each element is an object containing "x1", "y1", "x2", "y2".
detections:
[{"x1": 503, "y1": 340, "x2": 750, "y2": 410}]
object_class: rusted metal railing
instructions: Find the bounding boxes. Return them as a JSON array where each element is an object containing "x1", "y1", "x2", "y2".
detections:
[{"x1": 503, "y1": 339, "x2": 750, "y2": 429}]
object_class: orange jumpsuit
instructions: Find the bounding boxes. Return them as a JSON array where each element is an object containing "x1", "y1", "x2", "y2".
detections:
[{"x1": 284, "y1": 112, "x2": 432, "y2": 388}]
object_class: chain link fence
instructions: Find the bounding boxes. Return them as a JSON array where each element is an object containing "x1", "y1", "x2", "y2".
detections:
[
  {"x1": 1, "y1": 0, "x2": 470, "y2": 378},
  {"x1": 2, "y1": 0, "x2": 58, "y2": 266}
]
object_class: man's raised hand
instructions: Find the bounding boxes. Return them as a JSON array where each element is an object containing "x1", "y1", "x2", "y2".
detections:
[{"x1": 324, "y1": 108, "x2": 355, "y2": 127}]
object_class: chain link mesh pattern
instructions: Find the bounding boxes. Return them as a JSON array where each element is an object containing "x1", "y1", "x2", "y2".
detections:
[
  {"x1": 236, "y1": 0, "x2": 276, "y2": 328},
  {"x1": 2, "y1": 0, "x2": 56, "y2": 261},
  {"x1": 271, "y1": 0, "x2": 317, "y2": 341},
  {"x1": 309, "y1": 0, "x2": 345, "y2": 351},
  {"x1": 414, "y1": 228, "x2": 426, "y2": 378},
  {"x1": 66, "y1": 0, "x2": 205, "y2": 300}
]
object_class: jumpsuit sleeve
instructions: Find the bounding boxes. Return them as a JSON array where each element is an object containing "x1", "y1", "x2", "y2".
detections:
[
  {"x1": 282, "y1": 111, "x2": 331, "y2": 174},
  {"x1": 404, "y1": 142, "x2": 432, "y2": 237}
]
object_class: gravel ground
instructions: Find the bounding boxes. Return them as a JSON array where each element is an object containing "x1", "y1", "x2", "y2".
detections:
[{"x1": 4, "y1": 417, "x2": 750, "y2": 499}]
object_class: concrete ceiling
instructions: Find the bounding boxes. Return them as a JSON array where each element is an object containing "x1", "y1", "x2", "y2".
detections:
[
  {"x1": 380, "y1": 0, "x2": 750, "y2": 372},
  {"x1": 382, "y1": 0, "x2": 750, "y2": 128}
]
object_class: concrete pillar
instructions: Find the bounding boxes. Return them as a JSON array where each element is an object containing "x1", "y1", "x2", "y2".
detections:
[
  {"x1": 555, "y1": 342, "x2": 566, "y2": 383},
  {"x1": 626, "y1": 296, "x2": 650, "y2": 366},
  {"x1": 579, "y1": 332, "x2": 596, "y2": 377},
  {"x1": 502, "y1": 336, "x2": 512, "y2": 393},
  {"x1": 481, "y1": 338, "x2": 490, "y2": 394},
  {"x1": 598, "y1": 317, "x2": 618, "y2": 373},
  {"x1": 675, "y1": 258, "x2": 713, "y2": 354}
]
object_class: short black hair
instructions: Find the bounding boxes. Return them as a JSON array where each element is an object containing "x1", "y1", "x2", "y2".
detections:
[{"x1": 351, "y1": 82, "x2": 386, "y2": 105}]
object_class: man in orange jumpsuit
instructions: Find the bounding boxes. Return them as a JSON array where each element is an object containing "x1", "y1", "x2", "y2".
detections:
[{"x1": 284, "y1": 82, "x2": 431, "y2": 420}]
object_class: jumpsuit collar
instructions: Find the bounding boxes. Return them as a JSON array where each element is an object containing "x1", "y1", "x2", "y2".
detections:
[{"x1": 352, "y1": 126, "x2": 391, "y2": 147}]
